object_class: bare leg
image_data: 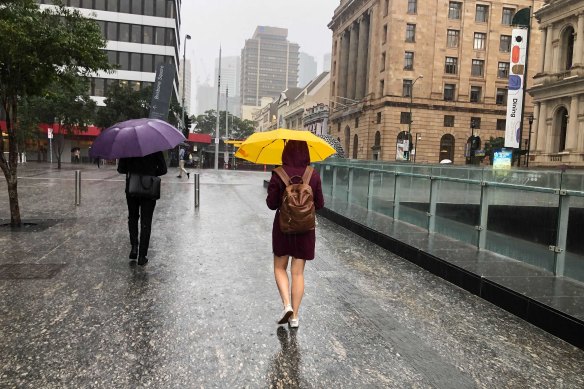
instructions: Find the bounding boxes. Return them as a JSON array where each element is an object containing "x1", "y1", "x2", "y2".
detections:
[
  {"x1": 290, "y1": 258, "x2": 306, "y2": 319},
  {"x1": 274, "y1": 255, "x2": 291, "y2": 307}
]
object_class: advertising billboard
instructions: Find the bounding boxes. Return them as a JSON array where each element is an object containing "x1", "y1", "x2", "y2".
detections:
[{"x1": 504, "y1": 28, "x2": 528, "y2": 149}]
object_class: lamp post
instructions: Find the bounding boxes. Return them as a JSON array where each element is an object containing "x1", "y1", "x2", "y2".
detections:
[
  {"x1": 413, "y1": 133, "x2": 421, "y2": 163},
  {"x1": 181, "y1": 34, "x2": 191, "y2": 133},
  {"x1": 407, "y1": 75, "x2": 423, "y2": 161},
  {"x1": 526, "y1": 114, "x2": 534, "y2": 168}
]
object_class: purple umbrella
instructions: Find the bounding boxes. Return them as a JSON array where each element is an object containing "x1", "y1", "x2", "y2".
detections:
[{"x1": 89, "y1": 118, "x2": 186, "y2": 159}]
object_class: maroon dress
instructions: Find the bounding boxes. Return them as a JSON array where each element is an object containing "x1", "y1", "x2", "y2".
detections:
[{"x1": 266, "y1": 141, "x2": 325, "y2": 260}]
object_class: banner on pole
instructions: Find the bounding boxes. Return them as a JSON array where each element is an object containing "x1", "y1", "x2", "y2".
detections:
[
  {"x1": 149, "y1": 63, "x2": 176, "y2": 121},
  {"x1": 504, "y1": 28, "x2": 528, "y2": 148}
]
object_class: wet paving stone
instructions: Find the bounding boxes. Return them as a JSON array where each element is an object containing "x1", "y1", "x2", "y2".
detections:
[
  {"x1": 0, "y1": 263, "x2": 66, "y2": 279},
  {"x1": 0, "y1": 164, "x2": 583, "y2": 388}
]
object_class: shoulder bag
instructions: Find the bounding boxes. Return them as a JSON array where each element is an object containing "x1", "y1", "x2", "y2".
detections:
[{"x1": 127, "y1": 173, "x2": 161, "y2": 200}]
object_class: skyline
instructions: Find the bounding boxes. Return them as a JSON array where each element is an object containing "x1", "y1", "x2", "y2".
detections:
[{"x1": 181, "y1": 1, "x2": 337, "y2": 114}]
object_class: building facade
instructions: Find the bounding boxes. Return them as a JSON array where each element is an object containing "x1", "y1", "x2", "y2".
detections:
[
  {"x1": 39, "y1": 0, "x2": 182, "y2": 106},
  {"x1": 329, "y1": 0, "x2": 542, "y2": 163},
  {"x1": 299, "y1": 52, "x2": 318, "y2": 87},
  {"x1": 179, "y1": 58, "x2": 192, "y2": 114},
  {"x1": 530, "y1": 0, "x2": 584, "y2": 166},
  {"x1": 240, "y1": 26, "x2": 300, "y2": 117},
  {"x1": 215, "y1": 56, "x2": 241, "y2": 97},
  {"x1": 279, "y1": 72, "x2": 331, "y2": 132}
]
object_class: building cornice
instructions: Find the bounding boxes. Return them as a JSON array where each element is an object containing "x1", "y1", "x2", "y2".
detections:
[
  {"x1": 328, "y1": 0, "x2": 373, "y2": 31},
  {"x1": 535, "y1": 0, "x2": 584, "y2": 22}
]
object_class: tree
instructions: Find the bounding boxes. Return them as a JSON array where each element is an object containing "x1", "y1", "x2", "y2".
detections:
[
  {"x1": 0, "y1": 0, "x2": 112, "y2": 226},
  {"x1": 96, "y1": 84, "x2": 182, "y2": 130},
  {"x1": 484, "y1": 137, "x2": 505, "y2": 165},
  {"x1": 193, "y1": 110, "x2": 255, "y2": 140}
]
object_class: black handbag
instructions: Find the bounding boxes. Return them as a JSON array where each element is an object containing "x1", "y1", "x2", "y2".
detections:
[{"x1": 127, "y1": 173, "x2": 161, "y2": 200}]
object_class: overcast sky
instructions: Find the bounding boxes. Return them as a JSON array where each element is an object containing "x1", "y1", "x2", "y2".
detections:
[{"x1": 181, "y1": 0, "x2": 338, "y2": 110}]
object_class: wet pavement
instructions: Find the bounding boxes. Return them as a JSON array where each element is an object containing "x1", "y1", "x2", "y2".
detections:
[{"x1": 1, "y1": 163, "x2": 583, "y2": 388}]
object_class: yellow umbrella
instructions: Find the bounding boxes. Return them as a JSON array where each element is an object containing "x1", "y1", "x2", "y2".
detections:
[{"x1": 235, "y1": 128, "x2": 337, "y2": 165}]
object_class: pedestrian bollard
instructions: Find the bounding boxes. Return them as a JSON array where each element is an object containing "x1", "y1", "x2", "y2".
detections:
[
  {"x1": 194, "y1": 173, "x2": 200, "y2": 208},
  {"x1": 75, "y1": 170, "x2": 81, "y2": 206}
]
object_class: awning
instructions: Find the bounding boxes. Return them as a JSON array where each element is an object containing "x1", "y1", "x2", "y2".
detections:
[{"x1": 187, "y1": 133, "x2": 212, "y2": 144}]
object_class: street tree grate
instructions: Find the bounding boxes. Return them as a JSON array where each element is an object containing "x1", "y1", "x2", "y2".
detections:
[{"x1": 0, "y1": 264, "x2": 66, "y2": 280}]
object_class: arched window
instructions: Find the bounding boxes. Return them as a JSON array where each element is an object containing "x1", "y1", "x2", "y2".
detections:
[
  {"x1": 554, "y1": 107, "x2": 569, "y2": 152},
  {"x1": 353, "y1": 134, "x2": 359, "y2": 159},
  {"x1": 344, "y1": 126, "x2": 351, "y2": 157},
  {"x1": 561, "y1": 26, "x2": 575, "y2": 71},
  {"x1": 374, "y1": 131, "x2": 381, "y2": 147},
  {"x1": 439, "y1": 134, "x2": 455, "y2": 163}
]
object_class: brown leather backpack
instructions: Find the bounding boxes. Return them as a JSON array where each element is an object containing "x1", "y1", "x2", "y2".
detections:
[{"x1": 273, "y1": 166, "x2": 316, "y2": 234}]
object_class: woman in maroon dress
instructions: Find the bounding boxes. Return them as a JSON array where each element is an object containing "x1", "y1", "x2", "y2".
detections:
[{"x1": 266, "y1": 140, "x2": 325, "y2": 328}]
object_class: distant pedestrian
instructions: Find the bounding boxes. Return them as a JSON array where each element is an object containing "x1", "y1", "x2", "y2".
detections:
[
  {"x1": 177, "y1": 147, "x2": 190, "y2": 179},
  {"x1": 117, "y1": 151, "x2": 167, "y2": 266},
  {"x1": 266, "y1": 140, "x2": 324, "y2": 328}
]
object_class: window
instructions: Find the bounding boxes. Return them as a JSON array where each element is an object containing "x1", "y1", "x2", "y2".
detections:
[
  {"x1": 107, "y1": 50, "x2": 117, "y2": 64},
  {"x1": 444, "y1": 115, "x2": 455, "y2": 127},
  {"x1": 166, "y1": 29, "x2": 176, "y2": 47},
  {"x1": 474, "y1": 33, "x2": 486, "y2": 50},
  {"x1": 447, "y1": 29, "x2": 460, "y2": 48},
  {"x1": 166, "y1": 0, "x2": 174, "y2": 18},
  {"x1": 377, "y1": 112, "x2": 382, "y2": 124},
  {"x1": 119, "y1": 23, "x2": 130, "y2": 42},
  {"x1": 106, "y1": 0, "x2": 118, "y2": 11},
  {"x1": 500, "y1": 35, "x2": 512, "y2": 52},
  {"x1": 404, "y1": 52, "x2": 414, "y2": 70},
  {"x1": 155, "y1": 27, "x2": 166, "y2": 45},
  {"x1": 93, "y1": 78, "x2": 105, "y2": 96},
  {"x1": 471, "y1": 60, "x2": 484, "y2": 77},
  {"x1": 400, "y1": 112, "x2": 412, "y2": 124},
  {"x1": 502, "y1": 8, "x2": 515, "y2": 25},
  {"x1": 448, "y1": 2, "x2": 462, "y2": 19},
  {"x1": 496, "y1": 119, "x2": 506, "y2": 131},
  {"x1": 96, "y1": 20, "x2": 106, "y2": 37},
  {"x1": 143, "y1": 54, "x2": 154, "y2": 73},
  {"x1": 131, "y1": 24, "x2": 142, "y2": 43},
  {"x1": 379, "y1": 80, "x2": 385, "y2": 96},
  {"x1": 106, "y1": 22, "x2": 118, "y2": 40},
  {"x1": 470, "y1": 86, "x2": 482, "y2": 103},
  {"x1": 408, "y1": 0, "x2": 417, "y2": 14},
  {"x1": 471, "y1": 117, "x2": 481, "y2": 129},
  {"x1": 144, "y1": 0, "x2": 155, "y2": 16},
  {"x1": 403, "y1": 79, "x2": 413, "y2": 97},
  {"x1": 155, "y1": 0, "x2": 166, "y2": 17},
  {"x1": 445, "y1": 57, "x2": 458, "y2": 74},
  {"x1": 476, "y1": 5, "x2": 489, "y2": 23},
  {"x1": 355, "y1": 117, "x2": 359, "y2": 128},
  {"x1": 119, "y1": 0, "x2": 129, "y2": 13},
  {"x1": 94, "y1": 0, "x2": 106, "y2": 10},
  {"x1": 496, "y1": 88, "x2": 507, "y2": 105},
  {"x1": 130, "y1": 53, "x2": 141, "y2": 71},
  {"x1": 384, "y1": 0, "x2": 389, "y2": 16},
  {"x1": 131, "y1": 0, "x2": 142, "y2": 14},
  {"x1": 338, "y1": 123, "x2": 341, "y2": 132},
  {"x1": 444, "y1": 84, "x2": 455, "y2": 101},
  {"x1": 143, "y1": 26, "x2": 154, "y2": 45},
  {"x1": 381, "y1": 52, "x2": 386, "y2": 71},
  {"x1": 118, "y1": 52, "x2": 129, "y2": 70},
  {"x1": 498, "y1": 62, "x2": 510, "y2": 78},
  {"x1": 383, "y1": 25, "x2": 388, "y2": 44},
  {"x1": 406, "y1": 24, "x2": 416, "y2": 42}
]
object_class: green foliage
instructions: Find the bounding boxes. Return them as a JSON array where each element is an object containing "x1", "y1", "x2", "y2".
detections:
[
  {"x1": 484, "y1": 137, "x2": 505, "y2": 164},
  {"x1": 95, "y1": 84, "x2": 182, "y2": 129},
  {"x1": 193, "y1": 110, "x2": 255, "y2": 140}
]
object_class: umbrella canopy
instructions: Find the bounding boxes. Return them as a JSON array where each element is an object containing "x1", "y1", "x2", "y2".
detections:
[
  {"x1": 235, "y1": 129, "x2": 337, "y2": 165},
  {"x1": 89, "y1": 118, "x2": 185, "y2": 159}
]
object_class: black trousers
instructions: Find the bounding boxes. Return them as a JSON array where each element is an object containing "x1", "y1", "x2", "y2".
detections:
[{"x1": 126, "y1": 195, "x2": 157, "y2": 257}]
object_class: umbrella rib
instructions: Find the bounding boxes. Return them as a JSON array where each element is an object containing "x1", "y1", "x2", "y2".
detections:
[{"x1": 255, "y1": 139, "x2": 279, "y2": 164}]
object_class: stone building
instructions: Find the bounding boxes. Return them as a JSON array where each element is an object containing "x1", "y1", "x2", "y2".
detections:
[
  {"x1": 530, "y1": 0, "x2": 584, "y2": 166},
  {"x1": 329, "y1": 0, "x2": 542, "y2": 163},
  {"x1": 280, "y1": 72, "x2": 331, "y2": 131}
]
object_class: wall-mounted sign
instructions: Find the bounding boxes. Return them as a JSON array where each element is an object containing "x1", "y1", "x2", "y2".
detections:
[{"x1": 505, "y1": 28, "x2": 528, "y2": 148}]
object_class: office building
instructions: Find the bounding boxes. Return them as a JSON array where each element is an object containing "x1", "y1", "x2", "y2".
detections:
[{"x1": 299, "y1": 52, "x2": 318, "y2": 88}]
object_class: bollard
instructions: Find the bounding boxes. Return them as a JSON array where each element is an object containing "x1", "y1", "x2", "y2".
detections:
[
  {"x1": 194, "y1": 173, "x2": 200, "y2": 208},
  {"x1": 75, "y1": 170, "x2": 81, "y2": 206}
]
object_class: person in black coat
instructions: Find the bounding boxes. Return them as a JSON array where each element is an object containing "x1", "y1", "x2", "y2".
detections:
[{"x1": 117, "y1": 151, "x2": 167, "y2": 266}]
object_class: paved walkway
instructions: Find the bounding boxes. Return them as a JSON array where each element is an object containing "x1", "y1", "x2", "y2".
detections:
[{"x1": 1, "y1": 163, "x2": 583, "y2": 388}]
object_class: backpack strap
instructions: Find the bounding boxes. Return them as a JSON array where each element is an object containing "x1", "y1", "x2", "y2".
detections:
[
  {"x1": 273, "y1": 167, "x2": 291, "y2": 185},
  {"x1": 301, "y1": 166, "x2": 314, "y2": 185}
]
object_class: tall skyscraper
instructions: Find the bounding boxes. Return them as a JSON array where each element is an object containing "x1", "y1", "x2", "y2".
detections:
[
  {"x1": 240, "y1": 26, "x2": 300, "y2": 114},
  {"x1": 323, "y1": 53, "x2": 332, "y2": 73},
  {"x1": 179, "y1": 59, "x2": 192, "y2": 114},
  {"x1": 299, "y1": 52, "x2": 318, "y2": 88},
  {"x1": 215, "y1": 56, "x2": 240, "y2": 97},
  {"x1": 38, "y1": 0, "x2": 182, "y2": 106}
]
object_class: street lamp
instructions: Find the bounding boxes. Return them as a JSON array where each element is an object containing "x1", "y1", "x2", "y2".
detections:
[
  {"x1": 413, "y1": 133, "x2": 421, "y2": 163},
  {"x1": 181, "y1": 34, "x2": 192, "y2": 132},
  {"x1": 526, "y1": 114, "x2": 534, "y2": 168},
  {"x1": 407, "y1": 75, "x2": 423, "y2": 161}
]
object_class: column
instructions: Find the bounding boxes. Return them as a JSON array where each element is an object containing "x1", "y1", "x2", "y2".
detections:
[
  {"x1": 566, "y1": 95, "x2": 580, "y2": 151},
  {"x1": 544, "y1": 25, "x2": 554, "y2": 72},
  {"x1": 355, "y1": 14, "x2": 370, "y2": 100},
  {"x1": 346, "y1": 23, "x2": 360, "y2": 100},
  {"x1": 338, "y1": 30, "x2": 350, "y2": 98},
  {"x1": 530, "y1": 103, "x2": 540, "y2": 155},
  {"x1": 536, "y1": 102, "x2": 548, "y2": 152},
  {"x1": 538, "y1": 27, "x2": 547, "y2": 73},
  {"x1": 577, "y1": 13, "x2": 584, "y2": 65}
]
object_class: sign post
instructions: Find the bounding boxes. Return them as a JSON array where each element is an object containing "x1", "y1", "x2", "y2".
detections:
[{"x1": 48, "y1": 128, "x2": 53, "y2": 164}]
